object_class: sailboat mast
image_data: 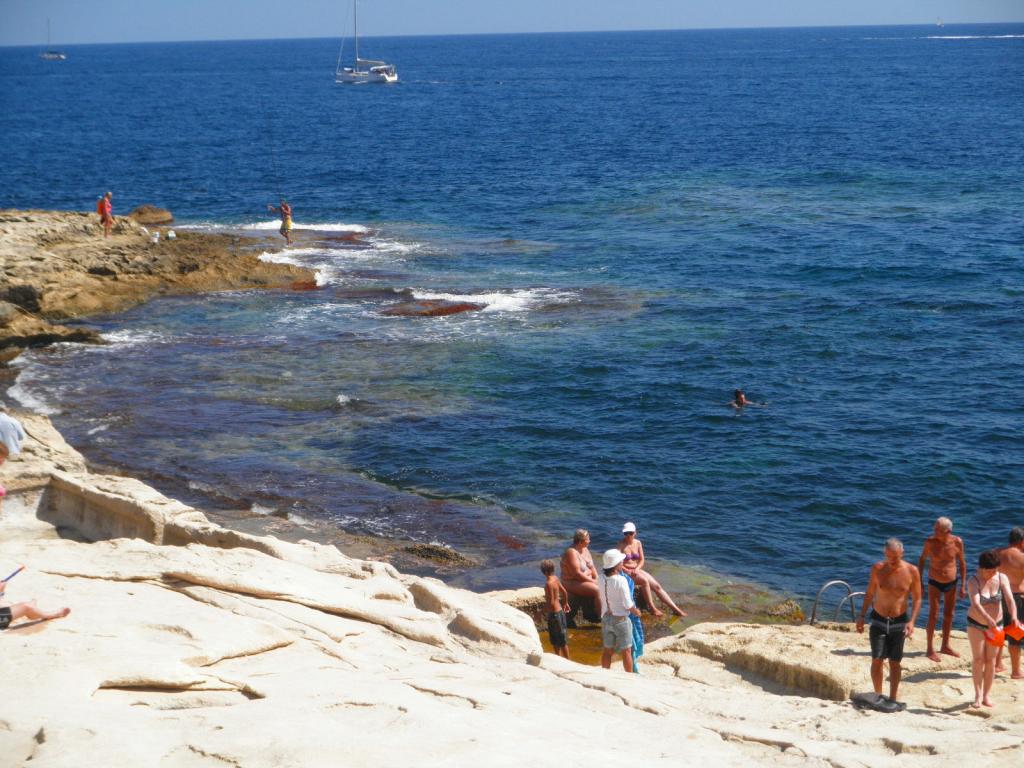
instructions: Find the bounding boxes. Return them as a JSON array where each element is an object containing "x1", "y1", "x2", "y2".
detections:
[{"x1": 354, "y1": 1, "x2": 359, "y2": 68}]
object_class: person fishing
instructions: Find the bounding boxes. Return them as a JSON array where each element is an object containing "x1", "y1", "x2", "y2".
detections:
[{"x1": 267, "y1": 199, "x2": 293, "y2": 245}]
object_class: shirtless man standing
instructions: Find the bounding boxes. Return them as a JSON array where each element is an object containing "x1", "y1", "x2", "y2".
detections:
[
  {"x1": 857, "y1": 538, "x2": 922, "y2": 703},
  {"x1": 999, "y1": 527, "x2": 1024, "y2": 679},
  {"x1": 917, "y1": 517, "x2": 967, "y2": 662}
]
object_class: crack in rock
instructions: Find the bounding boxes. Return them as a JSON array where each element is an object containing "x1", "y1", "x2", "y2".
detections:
[{"x1": 404, "y1": 683, "x2": 483, "y2": 710}]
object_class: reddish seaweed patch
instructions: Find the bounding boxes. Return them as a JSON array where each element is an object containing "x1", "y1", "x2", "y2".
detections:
[{"x1": 381, "y1": 299, "x2": 486, "y2": 317}]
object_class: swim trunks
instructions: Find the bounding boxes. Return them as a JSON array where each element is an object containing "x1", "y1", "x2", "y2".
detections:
[
  {"x1": 280, "y1": 218, "x2": 292, "y2": 232},
  {"x1": 0, "y1": 606, "x2": 10, "y2": 630},
  {"x1": 869, "y1": 610, "x2": 909, "y2": 662},
  {"x1": 547, "y1": 610, "x2": 567, "y2": 648},
  {"x1": 1004, "y1": 593, "x2": 1024, "y2": 647},
  {"x1": 601, "y1": 614, "x2": 632, "y2": 653},
  {"x1": 928, "y1": 578, "x2": 957, "y2": 593}
]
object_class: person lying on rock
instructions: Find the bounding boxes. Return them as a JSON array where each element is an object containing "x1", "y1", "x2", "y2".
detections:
[
  {"x1": 856, "y1": 538, "x2": 921, "y2": 705},
  {"x1": 0, "y1": 574, "x2": 70, "y2": 630}
]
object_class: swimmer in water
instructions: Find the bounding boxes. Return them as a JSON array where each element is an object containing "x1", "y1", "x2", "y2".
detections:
[{"x1": 730, "y1": 389, "x2": 765, "y2": 408}]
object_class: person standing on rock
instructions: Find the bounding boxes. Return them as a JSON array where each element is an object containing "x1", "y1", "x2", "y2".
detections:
[
  {"x1": 856, "y1": 538, "x2": 922, "y2": 704},
  {"x1": 540, "y1": 559, "x2": 570, "y2": 659},
  {"x1": 998, "y1": 528, "x2": 1024, "y2": 679},
  {"x1": 598, "y1": 548, "x2": 641, "y2": 673},
  {"x1": 0, "y1": 401, "x2": 27, "y2": 514},
  {"x1": 966, "y1": 550, "x2": 1022, "y2": 708},
  {"x1": 98, "y1": 191, "x2": 114, "y2": 238},
  {"x1": 917, "y1": 517, "x2": 967, "y2": 663},
  {"x1": 0, "y1": 401, "x2": 26, "y2": 466},
  {"x1": 268, "y1": 199, "x2": 293, "y2": 245}
]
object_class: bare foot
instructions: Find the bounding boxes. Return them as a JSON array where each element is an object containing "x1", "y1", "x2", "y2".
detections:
[
  {"x1": 983, "y1": 698, "x2": 994, "y2": 708},
  {"x1": 672, "y1": 608, "x2": 688, "y2": 618},
  {"x1": 995, "y1": 664, "x2": 1006, "y2": 673},
  {"x1": 650, "y1": 608, "x2": 665, "y2": 618},
  {"x1": 1012, "y1": 673, "x2": 1024, "y2": 680},
  {"x1": 927, "y1": 651, "x2": 941, "y2": 663},
  {"x1": 971, "y1": 699, "x2": 981, "y2": 708},
  {"x1": 57, "y1": 607, "x2": 70, "y2": 619},
  {"x1": 939, "y1": 646, "x2": 961, "y2": 658}
]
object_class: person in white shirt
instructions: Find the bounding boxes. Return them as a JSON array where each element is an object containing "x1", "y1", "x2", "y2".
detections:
[
  {"x1": 598, "y1": 548, "x2": 642, "y2": 672},
  {"x1": 0, "y1": 401, "x2": 27, "y2": 463}
]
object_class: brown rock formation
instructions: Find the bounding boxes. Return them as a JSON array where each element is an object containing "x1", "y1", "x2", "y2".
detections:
[
  {"x1": 0, "y1": 209, "x2": 315, "y2": 362},
  {"x1": 128, "y1": 204, "x2": 174, "y2": 225}
]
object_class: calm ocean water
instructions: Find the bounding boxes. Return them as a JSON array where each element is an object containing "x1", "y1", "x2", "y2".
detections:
[{"x1": 2, "y1": 25, "x2": 1023, "y2": 599}]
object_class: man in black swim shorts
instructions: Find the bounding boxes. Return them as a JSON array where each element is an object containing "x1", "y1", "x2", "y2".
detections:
[
  {"x1": 917, "y1": 517, "x2": 967, "y2": 663},
  {"x1": 1000, "y1": 527, "x2": 1024, "y2": 678},
  {"x1": 857, "y1": 538, "x2": 922, "y2": 703}
]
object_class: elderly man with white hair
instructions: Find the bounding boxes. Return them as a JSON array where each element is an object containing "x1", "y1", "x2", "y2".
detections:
[
  {"x1": 917, "y1": 516, "x2": 967, "y2": 663},
  {"x1": 856, "y1": 538, "x2": 922, "y2": 705}
]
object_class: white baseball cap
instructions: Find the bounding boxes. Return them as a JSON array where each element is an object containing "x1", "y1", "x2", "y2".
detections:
[{"x1": 622, "y1": 522, "x2": 637, "y2": 534}]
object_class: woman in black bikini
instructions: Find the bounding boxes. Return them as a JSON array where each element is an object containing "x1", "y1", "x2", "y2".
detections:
[
  {"x1": 617, "y1": 522, "x2": 686, "y2": 618},
  {"x1": 966, "y1": 550, "x2": 1022, "y2": 708}
]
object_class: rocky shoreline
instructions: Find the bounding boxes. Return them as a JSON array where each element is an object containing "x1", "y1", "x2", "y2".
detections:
[
  {"x1": 2, "y1": 409, "x2": 1023, "y2": 766},
  {"x1": 0, "y1": 209, "x2": 313, "y2": 364}
]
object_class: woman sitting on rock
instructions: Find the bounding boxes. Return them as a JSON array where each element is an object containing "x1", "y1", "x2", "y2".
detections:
[
  {"x1": 561, "y1": 529, "x2": 600, "y2": 619},
  {"x1": 617, "y1": 522, "x2": 686, "y2": 618}
]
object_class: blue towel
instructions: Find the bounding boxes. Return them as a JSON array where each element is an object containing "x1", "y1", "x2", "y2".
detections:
[{"x1": 625, "y1": 575, "x2": 644, "y2": 672}]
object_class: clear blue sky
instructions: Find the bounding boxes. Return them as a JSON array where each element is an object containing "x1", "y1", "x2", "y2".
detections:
[{"x1": 2, "y1": 0, "x2": 1021, "y2": 46}]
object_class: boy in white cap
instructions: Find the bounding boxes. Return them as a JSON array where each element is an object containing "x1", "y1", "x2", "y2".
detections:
[{"x1": 599, "y1": 548, "x2": 641, "y2": 672}]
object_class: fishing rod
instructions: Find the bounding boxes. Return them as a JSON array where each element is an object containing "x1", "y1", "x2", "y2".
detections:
[{"x1": 258, "y1": 92, "x2": 285, "y2": 204}]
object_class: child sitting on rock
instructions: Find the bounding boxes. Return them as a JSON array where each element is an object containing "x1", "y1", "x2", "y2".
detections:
[{"x1": 541, "y1": 559, "x2": 570, "y2": 659}]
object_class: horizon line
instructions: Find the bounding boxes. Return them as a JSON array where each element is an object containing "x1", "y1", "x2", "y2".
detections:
[{"x1": 2, "y1": 19, "x2": 1022, "y2": 50}]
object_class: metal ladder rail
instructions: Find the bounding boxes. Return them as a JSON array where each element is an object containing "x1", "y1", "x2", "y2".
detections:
[{"x1": 809, "y1": 579, "x2": 863, "y2": 625}]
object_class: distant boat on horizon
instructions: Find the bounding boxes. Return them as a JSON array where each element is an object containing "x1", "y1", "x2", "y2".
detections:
[
  {"x1": 335, "y1": 0, "x2": 397, "y2": 84},
  {"x1": 39, "y1": 18, "x2": 66, "y2": 61},
  {"x1": 936, "y1": 18, "x2": 945, "y2": 28}
]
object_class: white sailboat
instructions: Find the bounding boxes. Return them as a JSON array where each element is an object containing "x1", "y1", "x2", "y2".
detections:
[
  {"x1": 335, "y1": 0, "x2": 397, "y2": 84},
  {"x1": 39, "y1": 18, "x2": 66, "y2": 61}
]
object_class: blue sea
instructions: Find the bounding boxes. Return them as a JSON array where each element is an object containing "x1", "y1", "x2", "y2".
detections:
[{"x1": 2, "y1": 25, "x2": 1023, "y2": 601}]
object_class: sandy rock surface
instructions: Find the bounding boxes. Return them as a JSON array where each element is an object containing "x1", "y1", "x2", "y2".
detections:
[
  {"x1": 0, "y1": 209, "x2": 314, "y2": 360},
  {"x1": 1, "y1": 413, "x2": 1023, "y2": 766}
]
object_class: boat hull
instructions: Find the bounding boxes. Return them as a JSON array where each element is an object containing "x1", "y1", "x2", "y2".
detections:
[{"x1": 335, "y1": 70, "x2": 397, "y2": 84}]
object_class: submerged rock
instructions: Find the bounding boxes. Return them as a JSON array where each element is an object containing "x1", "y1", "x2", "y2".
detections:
[{"x1": 381, "y1": 299, "x2": 486, "y2": 317}]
